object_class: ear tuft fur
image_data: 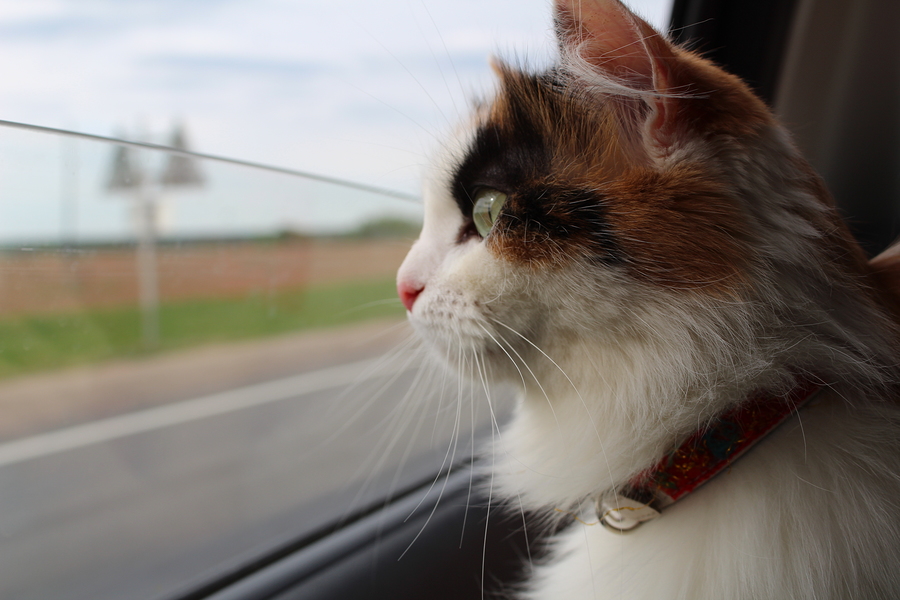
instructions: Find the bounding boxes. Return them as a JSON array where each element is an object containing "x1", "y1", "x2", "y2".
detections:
[{"x1": 553, "y1": 0, "x2": 681, "y2": 148}]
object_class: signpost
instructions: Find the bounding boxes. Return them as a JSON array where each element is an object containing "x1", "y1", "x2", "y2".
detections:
[{"x1": 106, "y1": 124, "x2": 204, "y2": 349}]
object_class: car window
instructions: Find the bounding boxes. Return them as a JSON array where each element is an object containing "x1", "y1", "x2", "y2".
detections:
[
  {"x1": 0, "y1": 2, "x2": 673, "y2": 599},
  {"x1": 0, "y1": 122, "x2": 505, "y2": 600}
]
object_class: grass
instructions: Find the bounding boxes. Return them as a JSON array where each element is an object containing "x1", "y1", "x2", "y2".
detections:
[{"x1": 0, "y1": 278, "x2": 403, "y2": 380}]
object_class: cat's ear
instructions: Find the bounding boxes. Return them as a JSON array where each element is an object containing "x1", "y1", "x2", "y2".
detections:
[{"x1": 554, "y1": 0, "x2": 678, "y2": 148}]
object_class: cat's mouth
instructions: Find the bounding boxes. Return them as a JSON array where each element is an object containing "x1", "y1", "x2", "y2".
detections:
[
  {"x1": 408, "y1": 308, "x2": 493, "y2": 354},
  {"x1": 414, "y1": 329, "x2": 535, "y2": 388},
  {"x1": 408, "y1": 300, "x2": 548, "y2": 384}
]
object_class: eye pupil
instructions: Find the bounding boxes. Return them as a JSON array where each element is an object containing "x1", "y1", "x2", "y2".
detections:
[{"x1": 472, "y1": 189, "x2": 508, "y2": 237}]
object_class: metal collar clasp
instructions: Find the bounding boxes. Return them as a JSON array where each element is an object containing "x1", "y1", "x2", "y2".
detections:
[{"x1": 597, "y1": 493, "x2": 661, "y2": 533}]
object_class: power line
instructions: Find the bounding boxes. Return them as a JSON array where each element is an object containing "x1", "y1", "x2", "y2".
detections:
[{"x1": 0, "y1": 118, "x2": 421, "y2": 203}]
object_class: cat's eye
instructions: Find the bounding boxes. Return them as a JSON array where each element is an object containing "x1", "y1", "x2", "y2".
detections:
[{"x1": 472, "y1": 189, "x2": 508, "y2": 237}]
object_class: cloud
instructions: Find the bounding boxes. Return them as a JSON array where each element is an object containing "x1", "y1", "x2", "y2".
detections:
[{"x1": 0, "y1": 0, "x2": 674, "y2": 241}]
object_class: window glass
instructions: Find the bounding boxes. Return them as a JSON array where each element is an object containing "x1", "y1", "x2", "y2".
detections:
[
  {"x1": 0, "y1": 1, "x2": 673, "y2": 598},
  {"x1": 0, "y1": 125, "x2": 507, "y2": 599}
]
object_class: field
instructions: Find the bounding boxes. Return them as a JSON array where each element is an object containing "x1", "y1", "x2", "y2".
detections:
[{"x1": 0, "y1": 238, "x2": 411, "y2": 379}]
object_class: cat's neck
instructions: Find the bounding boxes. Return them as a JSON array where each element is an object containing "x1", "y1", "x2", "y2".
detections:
[{"x1": 490, "y1": 320, "x2": 789, "y2": 510}]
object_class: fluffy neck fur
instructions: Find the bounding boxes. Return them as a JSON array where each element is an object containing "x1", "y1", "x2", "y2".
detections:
[
  {"x1": 490, "y1": 123, "x2": 899, "y2": 510},
  {"x1": 397, "y1": 0, "x2": 900, "y2": 597}
]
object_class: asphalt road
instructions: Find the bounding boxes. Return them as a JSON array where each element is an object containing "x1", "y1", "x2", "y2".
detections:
[{"x1": 0, "y1": 341, "x2": 509, "y2": 600}]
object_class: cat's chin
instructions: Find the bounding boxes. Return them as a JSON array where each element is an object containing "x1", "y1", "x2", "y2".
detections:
[
  {"x1": 413, "y1": 322, "x2": 493, "y2": 365},
  {"x1": 410, "y1": 320, "x2": 533, "y2": 385}
]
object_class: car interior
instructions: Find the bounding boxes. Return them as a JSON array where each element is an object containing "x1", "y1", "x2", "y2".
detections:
[
  {"x1": 1, "y1": 0, "x2": 895, "y2": 599},
  {"x1": 172, "y1": 0, "x2": 900, "y2": 598}
]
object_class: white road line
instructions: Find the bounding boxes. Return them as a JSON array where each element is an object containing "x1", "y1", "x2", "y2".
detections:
[{"x1": 0, "y1": 357, "x2": 416, "y2": 468}]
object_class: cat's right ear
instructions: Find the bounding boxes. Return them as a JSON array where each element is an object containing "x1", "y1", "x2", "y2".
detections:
[{"x1": 553, "y1": 0, "x2": 679, "y2": 148}]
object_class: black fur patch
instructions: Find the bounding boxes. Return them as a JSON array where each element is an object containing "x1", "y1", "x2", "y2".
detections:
[
  {"x1": 494, "y1": 184, "x2": 623, "y2": 265},
  {"x1": 450, "y1": 72, "x2": 621, "y2": 264},
  {"x1": 452, "y1": 124, "x2": 549, "y2": 216}
]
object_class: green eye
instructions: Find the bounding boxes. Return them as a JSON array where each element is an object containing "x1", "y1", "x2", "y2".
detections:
[{"x1": 472, "y1": 188, "x2": 508, "y2": 237}]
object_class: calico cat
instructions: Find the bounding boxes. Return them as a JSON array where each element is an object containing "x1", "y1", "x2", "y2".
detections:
[{"x1": 396, "y1": 0, "x2": 900, "y2": 598}]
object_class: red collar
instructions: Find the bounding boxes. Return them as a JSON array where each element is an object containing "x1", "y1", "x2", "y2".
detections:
[{"x1": 598, "y1": 379, "x2": 823, "y2": 532}]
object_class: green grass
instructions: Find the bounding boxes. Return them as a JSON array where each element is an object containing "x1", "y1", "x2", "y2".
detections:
[{"x1": 0, "y1": 278, "x2": 403, "y2": 380}]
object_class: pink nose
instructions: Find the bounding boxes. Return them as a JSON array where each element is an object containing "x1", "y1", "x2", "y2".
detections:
[{"x1": 398, "y1": 281, "x2": 424, "y2": 311}]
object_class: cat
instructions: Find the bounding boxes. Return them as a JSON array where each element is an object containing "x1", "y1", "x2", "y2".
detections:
[{"x1": 396, "y1": 0, "x2": 900, "y2": 598}]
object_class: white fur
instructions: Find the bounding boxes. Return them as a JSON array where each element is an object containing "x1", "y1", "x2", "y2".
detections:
[
  {"x1": 524, "y1": 393, "x2": 900, "y2": 600},
  {"x1": 396, "y1": 4, "x2": 900, "y2": 597},
  {"x1": 398, "y1": 119, "x2": 900, "y2": 597}
]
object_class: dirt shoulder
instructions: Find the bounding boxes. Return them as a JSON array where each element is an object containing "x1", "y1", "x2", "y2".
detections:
[{"x1": 0, "y1": 317, "x2": 413, "y2": 443}]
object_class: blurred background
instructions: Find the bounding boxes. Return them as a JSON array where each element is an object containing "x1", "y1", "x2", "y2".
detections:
[
  {"x1": 0, "y1": 0, "x2": 671, "y2": 202},
  {"x1": 0, "y1": 1, "x2": 672, "y2": 599}
]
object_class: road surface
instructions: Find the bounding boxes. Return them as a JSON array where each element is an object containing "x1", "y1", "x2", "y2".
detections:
[{"x1": 0, "y1": 321, "x2": 511, "y2": 600}]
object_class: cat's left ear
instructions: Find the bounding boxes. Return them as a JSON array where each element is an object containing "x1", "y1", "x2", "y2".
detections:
[{"x1": 554, "y1": 0, "x2": 679, "y2": 148}]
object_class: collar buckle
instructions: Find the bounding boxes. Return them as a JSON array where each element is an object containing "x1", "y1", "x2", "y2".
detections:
[
  {"x1": 597, "y1": 493, "x2": 661, "y2": 533},
  {"x1": 594, "y1": 379, "x2": 823, "y2": 535}
]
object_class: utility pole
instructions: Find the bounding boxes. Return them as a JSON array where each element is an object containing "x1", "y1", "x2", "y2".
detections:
[
  {"x1": 135, "y1": 178, "x2": 160, "y2": 349},
  {"x1": 107, "y1": 139, "x2": 159, "y2": 348},
  {"x1": 106, "y1": 124, "x2": 204, "y2": 350}
]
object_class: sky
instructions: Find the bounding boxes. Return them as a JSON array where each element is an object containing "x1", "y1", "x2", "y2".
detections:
[{"x1": 0, "y1": 0, "x2": 673, "y2": 242}]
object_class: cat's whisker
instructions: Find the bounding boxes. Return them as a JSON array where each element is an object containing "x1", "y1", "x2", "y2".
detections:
[
  {"x1": 313, "y1": 332, "x2": 422, "y2": 449},
  {"x1": 325, "y1": 335, "x2": 420, "y2": 417},
  {"x1": 461, "y1": 345, "x2": 479, "y2": 548},
  {"x1": 397, "y1": 418, "x2": 461, "y2": 560},
  {"x1": 480, "y1": 321, "x2": 561, "y2": 432},
  {"x1": 476, "y1": 322, "x2": 529, "y2": 392},
  {"x1": 473, "y1": 351, "x2": 502, "y2": 443},
  {"x1": 343, "y1": 79, "x2": 441, "y2": 143},
  {"x1": 490, "y1": 317, "x2": 621, "y2": 495},
  {"x1": 375, "y1": 367, "x2": 447, "y2": 509},
  {"x1": 489, "y1": 318, "x2": 582, "y2": 401},
  {"x1": 466, "y1": 392, "x2": 479, "y2": 500},
  {"x1": 414, "y1": 0, "x2": 464, "y2": 122},
  {"x1": 472, "y1": 351, "x2": 501, "y2": 598},
  {"x1": 390, "y1": 0, "x2": 900, "y2": 593},
  {"x1": 342, "y1": 348, "x2": 452, "y2": 519},
  {"x1": 351, "y1": 19, "x2": 455, "y2": 133},
  {"x1": 480, "y1": 352, "x2": 498, "y2": 600},
  {"x1": 428, "y1": 333, "x2": 456, "y2": 444},
  {"x1": 402, "y1": 360, "x2": 468, "y2": 525},
  {"x1": 473, "y1": 345, "x2": 534, "y2": 600},
  {"x1": 340, "y1": 405, "x2": 420, "y2": 523},
  {"x1": 349, "y1": 370, "x2": 427, "y2": 468}
]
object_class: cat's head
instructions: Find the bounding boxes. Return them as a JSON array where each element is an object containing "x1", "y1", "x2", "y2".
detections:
[{"x1": 397, "y1": 0, "x2": 888, "y2": 403}]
